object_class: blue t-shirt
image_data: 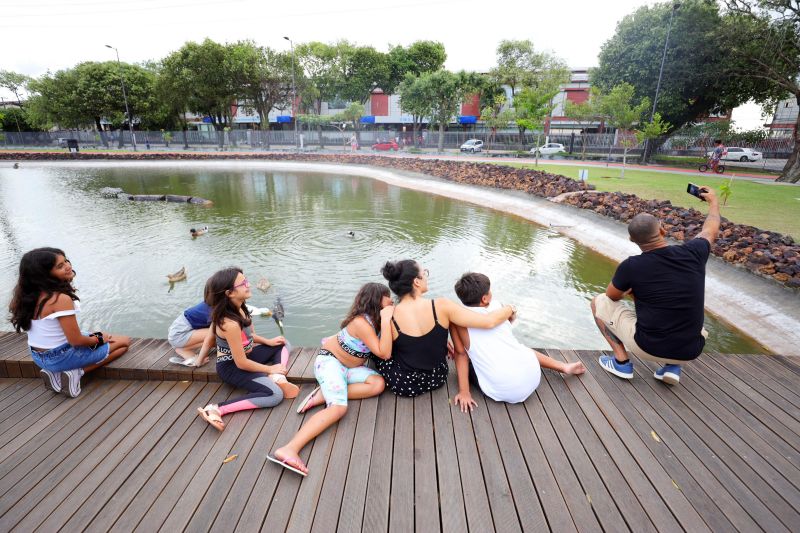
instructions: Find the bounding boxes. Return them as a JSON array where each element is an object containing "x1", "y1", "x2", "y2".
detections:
[
  {"x1": 612, "y1": 238, "x2": 710, "y2": 360},
  {"x1": 184, "y1": 302, "x2": 212, "y2": 329}
]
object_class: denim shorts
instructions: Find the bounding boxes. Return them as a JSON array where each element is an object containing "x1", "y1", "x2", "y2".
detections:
[{"x1": 30, "y1": 339, "x2": 110, "y2": 372}]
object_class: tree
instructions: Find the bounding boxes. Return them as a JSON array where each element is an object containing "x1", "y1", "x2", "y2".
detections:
[
  {"x1": 721, "y1": 0, "x2": 800, "y2": 182},
  {"x1": 635, "y1": 113, "x2": 671, "y2": 148},
  {"x1": 27, "y1": 61, "x2": 155, "y2": 147},
  {"x1": 479, "y1": 94, "x2": 514, "y2": 150},
  {"x1": 596, "y1": 83, "x2": 651, "y2": 176},
  {"x1": 296, "y1": 42, "x2": 343, "y2": 148},
  {"x1": 0, "y1": 71, "x2": 31, "y2": 132},
  {"x1": 417, "y1": 70, "x2": 481, "y2": 153},
  {"x1": 388, "y1": 41, "x2": 446, "y2": 90},
  {"x1": 398, "y1": 73, "x2": 433, "y2": 148},
  {"x1": 593, "y1": 0, "x2": 765, "y2": 162},
  {"x1": 563, "y1": 93, "x2": 602, "y2": 160}
]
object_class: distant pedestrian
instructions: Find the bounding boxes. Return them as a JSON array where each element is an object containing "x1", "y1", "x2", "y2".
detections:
[{"x1": 350, "y1": 134, "x2": 358, "y2": 152}]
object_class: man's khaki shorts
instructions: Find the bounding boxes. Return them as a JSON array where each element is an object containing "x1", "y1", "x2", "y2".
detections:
[{"x1": 593, "y1": 294, "x2": 706, "y2": 365}]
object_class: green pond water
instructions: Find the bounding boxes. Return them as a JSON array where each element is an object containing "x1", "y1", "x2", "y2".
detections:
[{"x1": 0, "y1": 163, "x2": 766, "y2": 353}]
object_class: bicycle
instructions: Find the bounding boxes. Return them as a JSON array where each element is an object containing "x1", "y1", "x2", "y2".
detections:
[{"x1": 699, "y1": 158, "x2": 725, "y2": 174}]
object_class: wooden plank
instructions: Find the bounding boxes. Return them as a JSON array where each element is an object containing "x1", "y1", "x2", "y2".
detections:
[
  {"x1": 185, "y1": 397, "x2": 279, "y2": 531},
  {"x1": 99, "y1": 338, "x2": 147, "y2": 380},
  {"x1": 284, "y1": 412, "x2": 336, "y2": 533},
  {"x1": 27, "y1": 381, "x2": 185, "y2": 531},
  {"x1": 412, "y1": 393, "x2": 441, "y2": 533},
  {"x1": 289, "y1": 346, "x2": 317, "y2": 384},
  {"x1": 0, "y1": 380, "x2": 46, "y2": 422},
  {"x1": 0, "y1": 380, "x2": 136, "y2": 482},
  {"x1": 0, "y1": 380, "x2": 107, "y2": 466},
  {"x1": 559, "y1": 351, "x2": 689, "y2": 532},
  {"x1": 482, "y1": 397, "x2": 549, "y2": 532},
  {"x1": 429, "y1": 379, "x2": 468, "y2": 533},
  {"x1": 569, "y1": 350, "x2": 743, "y2": 531},
  {"x1": 694, "y1": 354, "x2": 800, "y2": 445},
  {"x1": 208, "y1": 387, "x2": 300, "y2": 532},
  {"x1": 0, "y1": 381, "x2": 155, "y2": 530},
  {"x1": 77, "y1": 381, "x2": 216, "y2": 532},
  {"x1": 0, "y1": 378, "x2": 33, "y2": 403},
  {"x1": 682, "y1": 357, "x2": 800, "y2": 469},
  {"x1": 103, "y1": 383, "x2": 228, "y2": 533},
  {"x1": 145, "y1": 391, "x2": 258, "y2": 531},
  {"x1": 657, "y1": 359, "x2": 800, "y2": 502},
  {"x1": 448, "y1": 374, "x2": 495, "y2": 533},
  {"x1": 577, "y1": 350, "x2": 792, "y2": 532},
  {"x1": 336, "y1": 395, "x2": 381, "y2": 533},
  {"x1": 521, "y1": 382, "x2": 597, "y2": 532},
  {"x1": 545, "y1": 352, "x2": 656, "y2": 533},
  {"x1": 718, "y1": 354, "x2": 800, "y2": 411},
  {"x1": 388, "y1": 395, "x2": 415, "y2": 533},
  {"x1": 231, "y1": 387, "x2": 309, "y2": 532},
  {"x1": 304, "y1": 399, "x2": 362, "y2": 532},
  {"x1": 285, "y1": 345, "x2": 307, "y2": 376},
  {"x1": 0, "y1": 387, "x2": 67, "y2": 445},
  {"x1": 112, "y1": 339, "x2": 163, "y2": 380},
  {"x1": 362, "y1": 391, "x2": 396, "y2": 533}
]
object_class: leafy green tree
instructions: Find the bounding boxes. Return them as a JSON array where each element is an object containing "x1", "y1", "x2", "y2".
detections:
[
  {"x1": 0, "y1": 71, "x2": 31, "y2": 131},
  {"x1": 296, "y1": 42, "x2": 343, "y2": 148},
  {"x1": 596, "y1": 83, "x2": 651, "y2": 175},
  {"x1": 480, "y1": 94, "x2": 514, "y2": 150},
  {"x1": 512, "y1": 66, "x2": 568, "y2": 150},
  {"x1": 593, "y1": 0, "x2": 762, "y2": 161},
  {"x1": 388, "y1": 41, "x2": 446, "y2": 89},
  {"x1": 720, "y1": 0, "x2": 800, "y2": 182},
  {"x1": 635, "y1": 113, "x2": 671, "y2": 147},
  {"x1": 564, "y1": 93, "x2": 602, "y2": 160},
  {"x1": 398, "y1": 73, "x2": 433, "y2": 148},
  {"x1": 417, "y1": 70, "x2": 481, "y2": 153},
  {"x1": 0, "y1": 107, "x2": 37, "y2": 132}
]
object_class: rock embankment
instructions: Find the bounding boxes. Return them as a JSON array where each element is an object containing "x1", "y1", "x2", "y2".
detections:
[{"x1": 5, "y1": 151, "x2": 797, "y2": 290}]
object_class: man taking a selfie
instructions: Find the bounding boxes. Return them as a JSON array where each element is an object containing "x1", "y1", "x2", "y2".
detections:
[{"x1": 590, "y1": 185, "x2": 720, "y2": 385}]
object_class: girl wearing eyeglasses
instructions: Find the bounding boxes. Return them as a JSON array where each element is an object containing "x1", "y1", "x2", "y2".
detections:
[
  {"x1": 197, "y1": 267, "x2": 299, "y2": 431},
  {"x1": 9, "y1": 247, "x2": 131, "y2": 397}
]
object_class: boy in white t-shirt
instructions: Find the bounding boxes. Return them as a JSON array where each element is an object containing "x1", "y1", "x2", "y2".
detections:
[{"x1": 450, "y1": 272, "x2": 585, "y2": 409}]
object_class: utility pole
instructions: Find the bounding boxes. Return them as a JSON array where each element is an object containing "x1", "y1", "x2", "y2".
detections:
[
  {"x1": 105, "y1": 44, "x2": 137, "y2": 151},
  {"x1": 283, "y1": 36, "x2": 298, "y2": 150},
  {"x1": 644, "y1": 2, "x2": 679, "y2": 162}
]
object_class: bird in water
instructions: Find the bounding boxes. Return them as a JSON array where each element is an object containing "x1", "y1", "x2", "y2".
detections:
[
  {"x1": 167, "y1": 266, "x2": 187, "y2": 283},
  {"x1": 256, "y1": 277, "x2": 271, "y2": 292},
  {"x1": 190, "y1": 226, "x2": 209, "y2": 238},
  {"x1": 347, "y1": 231, "x2": 355, "y2": 238},
  {"x1": 13, "y1": 163, "x2": 19, "y2": 169},
  {"x1": 272, "y1": 297, "x2": 286, "y2": 336}
]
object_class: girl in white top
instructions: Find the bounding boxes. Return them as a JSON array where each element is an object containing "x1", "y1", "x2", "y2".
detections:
[
  {"x1": 9, "y1": 248, "x2": 131, "y2": 397},
  {"x1": 450, "y1": 272, "x2": 585, "y2": 408}
]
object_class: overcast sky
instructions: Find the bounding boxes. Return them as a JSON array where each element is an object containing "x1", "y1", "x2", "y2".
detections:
[{"x1": 1, "y1": 0, "x2": 767, "y2": 128}]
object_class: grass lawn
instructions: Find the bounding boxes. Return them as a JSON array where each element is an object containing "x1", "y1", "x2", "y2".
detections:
[{"x1": 501, "y1": 162, "x2": 800, "y2": 238}]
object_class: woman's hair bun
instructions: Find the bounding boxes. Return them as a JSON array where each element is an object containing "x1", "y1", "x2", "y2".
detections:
[{"x1": 381, "y1": 261, "x2": 399, "y2": 281}]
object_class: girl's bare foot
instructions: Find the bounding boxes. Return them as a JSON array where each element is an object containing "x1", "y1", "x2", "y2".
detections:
[
  {"x1": 563, "y1": 361, "x2": 586, "y2": 375},
  {"x1": 273, "y1": 446, "x2": 309, "y2": 475},
  {"x1": 300, "y1": 388, "x2": 326, "y2": 413}
]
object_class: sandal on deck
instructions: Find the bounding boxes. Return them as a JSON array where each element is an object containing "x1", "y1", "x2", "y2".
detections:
[
  {"x1": 296, "y1": 386, "x2": 321, "y2": 414},
  {"x1": 267, "y1": 455, "x2": 308, "y2": 477},
  {"x1": 197, "y1": 405, "x2": 225, "y2": 431},
  {"x1": 169, "y1": 356, "x2": 197, "y2": 367}
]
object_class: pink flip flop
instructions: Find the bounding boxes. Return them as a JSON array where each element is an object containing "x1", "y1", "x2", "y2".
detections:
[
  {"x1": 267, "y1": 455, "x2": 308, "y2": 477},
  {"x1": 296, "y1": 386, "x2": 321, "y2": 414},
  {"x1": 197, "y1": 405, "x2": 225, "y2": 431}
]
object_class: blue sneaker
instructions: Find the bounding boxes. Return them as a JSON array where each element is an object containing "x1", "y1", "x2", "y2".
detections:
[
  {"x1": 598, "y1": 355, "x2": 633, "y2": 379},
  {"x1": 654, "y1": 364, "x2": 681, "y2": 385}
]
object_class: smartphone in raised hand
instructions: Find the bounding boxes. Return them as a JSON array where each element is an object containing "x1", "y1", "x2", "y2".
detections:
[{"x1": 687, "y1": 183, "x2": 705, "y2": 201}]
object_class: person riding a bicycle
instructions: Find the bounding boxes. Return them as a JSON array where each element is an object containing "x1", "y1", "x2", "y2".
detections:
[{"x1": 710, "y1": 139, "x2": 727, "y2": 172}]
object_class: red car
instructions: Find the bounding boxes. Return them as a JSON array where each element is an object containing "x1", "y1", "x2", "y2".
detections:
[{"x1": 371, "y1": 140, "x2": 399, "y2": 151}]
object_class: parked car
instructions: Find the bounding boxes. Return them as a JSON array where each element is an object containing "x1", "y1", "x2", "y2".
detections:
[
  {"x1": 531, "y1": 142, "x2": 566, "y2": 156},
  {"x1": 705, "y1": 146, "x2": 762, "y2": 162},
  {"x1": 372, "y1": 140, "x2": 399, "y2": 151},
  {"x1": 460, "y1": 139, "x2": 483, "y2": 153}
]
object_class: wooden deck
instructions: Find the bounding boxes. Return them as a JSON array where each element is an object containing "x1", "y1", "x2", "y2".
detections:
[{"x1": 0, "y1": 332, "x2": 798, "y2": 531}]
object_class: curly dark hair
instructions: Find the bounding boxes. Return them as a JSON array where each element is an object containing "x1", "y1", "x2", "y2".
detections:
[
  {"x1": 340, "y1": 282, "x2": 390, "y2": 333},
  {"x1": 206, "y1": 267, "x2": 252, "y2": 332},
  {"x1": 380, "y1": 259, "x2": 421, "y2": 299},
  {"x1": 9, "y1": 247, "x2": 78, "y2": 332}
]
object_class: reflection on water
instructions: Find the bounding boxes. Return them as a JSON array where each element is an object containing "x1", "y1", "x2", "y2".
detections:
[{"x1": 0, "y1": 164, "x2": 766, "y2": 354}]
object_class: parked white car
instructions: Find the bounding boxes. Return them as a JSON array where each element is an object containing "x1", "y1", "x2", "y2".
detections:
[
  {"x1": 705, "y1": 146, "x2": 763, "y2": 162},
  {"x1": 531, "y1": 142, "x2": 566, "y2": 156},
  {"x1": 460, "y1": 139, "x2": 483, "y2": 153}
]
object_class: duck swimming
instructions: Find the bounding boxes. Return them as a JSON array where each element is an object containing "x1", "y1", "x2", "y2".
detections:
[{"x1": 167, "y1": 266, "x2": 187, "y2": 283}]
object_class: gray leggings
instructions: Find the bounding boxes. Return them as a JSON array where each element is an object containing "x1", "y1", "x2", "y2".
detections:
[{"x1": 217, "y1": 344, "x2": 284, "y2": 412}]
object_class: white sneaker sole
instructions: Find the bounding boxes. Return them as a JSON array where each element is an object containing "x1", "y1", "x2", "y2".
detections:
[
  {"x1": 40, "y1": 370, "x2": 60, "y2": 393},
  {"x1": 60, "y1": 369, "x2": 83, "y2": 398},
  {"x1": 654, "y1": 371, "x2": 680, "y2": 385}
]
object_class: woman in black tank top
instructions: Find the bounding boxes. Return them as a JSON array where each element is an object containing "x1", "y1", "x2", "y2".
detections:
[{"x1": 377, "y1": 260, "x2": 515, "y2": 397}]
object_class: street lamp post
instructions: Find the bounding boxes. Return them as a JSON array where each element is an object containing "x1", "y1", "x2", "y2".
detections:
[
  {"x1": 644, "y1": 2, "x2": 679, "y2": 162},
  {"x1": 283, "y1": 36, "x2": 298, "y2": 150},
  {"x1": 105, "y1": 44, "x2": 137, "y2": 151}
]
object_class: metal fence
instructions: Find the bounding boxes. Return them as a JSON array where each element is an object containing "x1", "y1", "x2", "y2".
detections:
[{"x1": 0, "y1": 129, "x2": 794, "y2": 157}]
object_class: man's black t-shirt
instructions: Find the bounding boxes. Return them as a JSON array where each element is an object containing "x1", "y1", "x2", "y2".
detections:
[{"x1": 611, "y1": 238, "x2": 711, "y2": 360}]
